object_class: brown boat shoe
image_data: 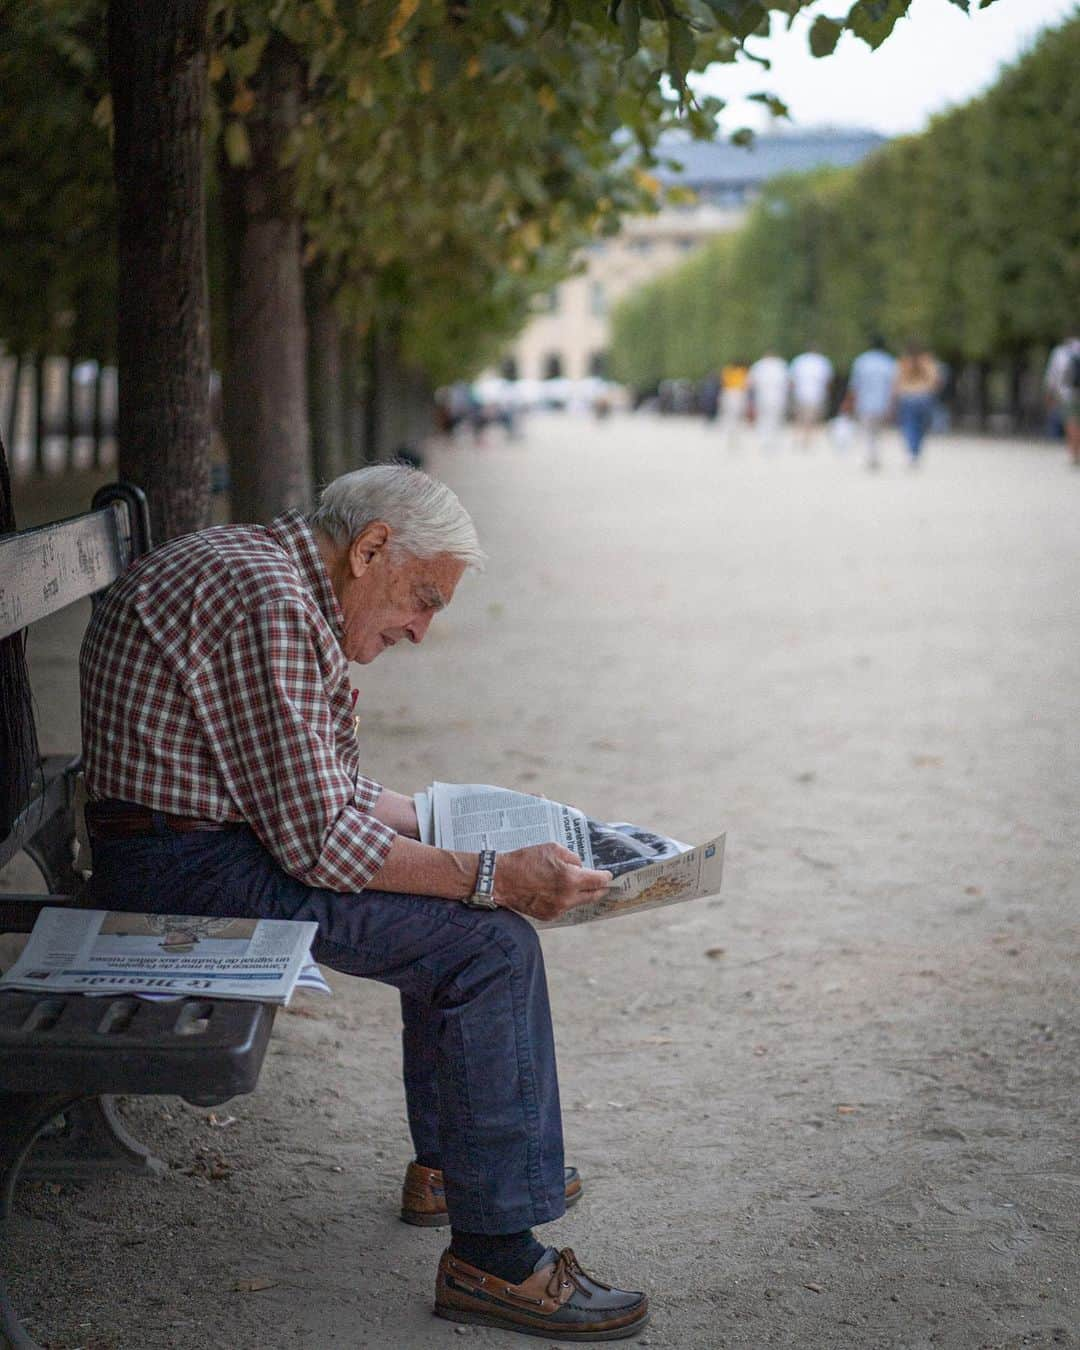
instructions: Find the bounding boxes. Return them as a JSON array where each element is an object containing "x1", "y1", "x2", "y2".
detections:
[
  {"x1": 434, "y1": 1245, "x2": 649, "y2": 1340},
  {"x1": 400, "y1": 1162, "x2": 583, "y2": 1227}
]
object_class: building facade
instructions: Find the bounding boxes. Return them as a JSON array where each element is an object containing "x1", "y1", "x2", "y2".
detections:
[{"x1": 499, "y1": 129, "x2": 885, "y2": 384}]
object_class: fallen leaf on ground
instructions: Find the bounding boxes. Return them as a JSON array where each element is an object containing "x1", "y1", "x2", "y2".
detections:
[
  {"x1": 803, "y1": 1282, "x2": 823, "y2": 1293},
  {"x1": 231, "y1": 1277, "x2": 277, "y2": 1293},
  {"x1": 836, "y1": 1104, "x2": 858, "y2": 1115},
  {"x1": 705, "y1": 947, "x2": 726, "y2": 959}
]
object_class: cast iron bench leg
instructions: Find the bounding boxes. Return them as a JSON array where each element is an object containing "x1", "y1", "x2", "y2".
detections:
[{"x1": 22, "y1": 1096, "x2": 164, "y2": 1181}]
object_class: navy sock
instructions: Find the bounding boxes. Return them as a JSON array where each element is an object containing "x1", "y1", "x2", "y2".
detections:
[
  {"x1": 415, "y1": 1152, "x2": 441, "y2": 1170},
  {"x1": 450, "y1": 1229, "x2": 547, "y2": 1284}
]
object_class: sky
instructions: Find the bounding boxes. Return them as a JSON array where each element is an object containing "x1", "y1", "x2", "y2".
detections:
[{"x1": 695, "y1": 0, "x2": 1078, "y2": 135}]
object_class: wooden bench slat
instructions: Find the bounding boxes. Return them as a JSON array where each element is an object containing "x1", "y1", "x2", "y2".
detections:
[{"x1": 0, "y1": 502, "x2": 133, "y2": 639}]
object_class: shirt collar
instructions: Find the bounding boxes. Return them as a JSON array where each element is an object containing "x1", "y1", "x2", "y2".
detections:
[{"x1": 267, "y1": 509, "x2": 345, "y2": 639}]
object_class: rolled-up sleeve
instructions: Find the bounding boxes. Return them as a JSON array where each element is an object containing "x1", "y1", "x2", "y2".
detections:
[{"x1": 188, "y1": 601, "x2": 396, "y2": 890}]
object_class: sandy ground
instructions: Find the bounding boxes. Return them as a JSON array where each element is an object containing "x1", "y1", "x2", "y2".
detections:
[{"x1": 3, "y1": 415, "x2": 1078, "y2": 1350}]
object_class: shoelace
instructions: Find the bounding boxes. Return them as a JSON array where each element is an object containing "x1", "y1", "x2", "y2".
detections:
[{"x1": 544, "y1": 1248, "x2": 613, "y2": 1302}]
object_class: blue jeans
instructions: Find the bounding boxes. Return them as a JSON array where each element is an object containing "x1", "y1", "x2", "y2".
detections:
[
  {"x1": 87, "y1": 820, "x2": 567, "y2": 1234},
  {"x1": 897, "y1": 393, "x2": 935, "y2": 459}
]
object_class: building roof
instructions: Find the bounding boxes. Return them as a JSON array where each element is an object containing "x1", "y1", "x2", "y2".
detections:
[{"x1": 654, "y1": 129, "x2": 886, "y2": 189}]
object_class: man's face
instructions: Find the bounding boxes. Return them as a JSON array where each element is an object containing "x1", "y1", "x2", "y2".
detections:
[{"x1": 337, "y1": 534, "x2": 466, "y2": 665}]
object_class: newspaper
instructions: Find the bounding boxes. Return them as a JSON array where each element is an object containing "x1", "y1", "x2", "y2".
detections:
[
  {"x1": 416, "y1": 782, "x2": 594, "y2": 863},
  {"x1": 0, "y1": 908, "x2": 327, "y2": 1005},
  {"x1": 537, "y1": 833, "x2": 726, "y2": 928},
  {"x1": 413, "y1": 781, "x2": 725, "y2": 928}
]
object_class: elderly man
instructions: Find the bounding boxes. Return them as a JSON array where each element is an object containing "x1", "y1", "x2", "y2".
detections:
[{"x1": 80, "y1": 466, "x2": 648, "y2": 1340}]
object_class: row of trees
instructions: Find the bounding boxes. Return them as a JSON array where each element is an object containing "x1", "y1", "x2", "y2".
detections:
[
  {"x1": 610, "y1": 12, "x2": 1079, "y2": 413},
  {"x1": 1, "y1": 0, "x2": 1012, "y2": 537}
]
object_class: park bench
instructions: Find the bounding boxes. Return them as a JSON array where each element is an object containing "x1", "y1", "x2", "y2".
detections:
[{"x1": 0, "y1": 483, "x2": 277, "y2": 1350}]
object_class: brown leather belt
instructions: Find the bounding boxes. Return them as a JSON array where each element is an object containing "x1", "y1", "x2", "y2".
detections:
[{"x1": 85, "y1": 803, "x2": 243, "y2": 839}]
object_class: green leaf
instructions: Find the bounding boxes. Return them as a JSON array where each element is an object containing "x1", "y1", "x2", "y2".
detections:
[
  {"x1": 702, "y1": 0, "x2": 768, "y2": 40},
  {"x1": 809, "y1": 16, "x2": 844, "y2": 58},
  {"x1": 666, "y1": 16, "x2": 696, "y2": 89},
  {"x1": 748, "y1": 91, "x2": 789, "y2": 118},
  {"x1": 617, "y1": 0, "x2": 641, "y2": 59},
  {"x1": 845, "y1": 0, "x2": 911, "y2": 48}
]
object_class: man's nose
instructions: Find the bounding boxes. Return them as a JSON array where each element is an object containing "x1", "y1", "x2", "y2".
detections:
[{"x1": 405, "y1": 611, "x2": 435, "y2": 644}]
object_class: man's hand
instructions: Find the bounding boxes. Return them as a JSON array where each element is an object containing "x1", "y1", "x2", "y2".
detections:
[{"x1": 493, "y1": 844, "x2": 612, "y2": 923}]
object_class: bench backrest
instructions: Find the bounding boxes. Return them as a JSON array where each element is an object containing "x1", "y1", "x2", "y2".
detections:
[
  {"x1": 0, "y1": 484, "x2": 150, "y2": 640},
  {"x1": 0, "y1": 482, "x2": 151, "y2": 904}
]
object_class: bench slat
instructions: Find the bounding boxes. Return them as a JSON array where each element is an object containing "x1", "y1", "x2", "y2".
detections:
[
  {"x1": 0, "y1": 991, "x2": 277, "y2": 1100},
  {"x1": 0, "y1": 502, "x2": 133, "y2": 639}
]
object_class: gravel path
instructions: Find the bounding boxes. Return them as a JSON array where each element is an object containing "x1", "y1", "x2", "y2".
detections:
[{"x1": 4, "y1": 417, "x2": 1078, "y2": 1349}]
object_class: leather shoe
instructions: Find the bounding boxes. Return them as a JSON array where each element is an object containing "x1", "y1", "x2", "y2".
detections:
[
  {"x1": 435, "y1": 1245, "x2": 648, "y2": 1340},
  {"x1": 401, "y1": 1161, "x2": 582, "y2": 1227}
]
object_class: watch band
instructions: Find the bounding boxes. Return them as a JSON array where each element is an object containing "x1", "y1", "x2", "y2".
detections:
[{"x1": 462, "y1": 849, "x2": 498, "y2": 909}]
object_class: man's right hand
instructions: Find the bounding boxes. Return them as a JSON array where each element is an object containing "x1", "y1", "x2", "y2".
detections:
[{"x1": 493, "y1": 844, "x2": 612, "y2": 923}]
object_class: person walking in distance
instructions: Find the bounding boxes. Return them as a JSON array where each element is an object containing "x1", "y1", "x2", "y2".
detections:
[
  {"x1": 846, "y1": 336, "x2": 898, "y2": 471},
  {"x1": 894, "y1": 339, "x2": 943, "y2": 466},
  {"x1": 719, "y1": 358, "x2": 750, "y2": 449},
  {"x1": 789, "y1": 347, "x2": 834, "y2": 450},
  {"x1": 747, "y1": 349, "x2": 790, "y2": 452}
]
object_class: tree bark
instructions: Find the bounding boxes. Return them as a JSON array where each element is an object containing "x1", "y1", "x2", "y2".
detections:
[
  {"x1": 340, "y1": 326, "x2": 371, "y2": 466},
  {"x1": 365, "y1": 319, "x2": 434, "y2": 464},
  {"x1": 108, "y1": 0, "x2": 212, "y2": 543},
  {"x1": 0, "y1": 431, "x2": 39, "y2": 837},
  {"x1": 219, "y1": 36, "x2": 310, "y2": 523},
  {"x1": 305, "y1": 266, "x2": 346, "y2": 487}
]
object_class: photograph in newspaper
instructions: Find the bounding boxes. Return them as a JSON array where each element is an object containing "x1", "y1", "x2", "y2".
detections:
[
  {"x1": 535, "y1": 834, "x2": 726, "y2": 929},
  {"x1": 0, "y1": 908, "x2": 321, "y2": 1003}
]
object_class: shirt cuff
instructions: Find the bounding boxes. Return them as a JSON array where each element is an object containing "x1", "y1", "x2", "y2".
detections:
[
  {"x1": 353, "y1": 774, "x2": 383, "y2": 813},
  {"x1": 310, "y1": 804, "x2": 397, "y2": 892}
]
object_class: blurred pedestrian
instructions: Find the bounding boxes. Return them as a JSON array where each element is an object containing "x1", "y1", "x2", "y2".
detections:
[
  {"x1": 698, "y1": 370, "x2": 720, "y2": 423},
  {"x1": 719, "y1": 359, "x2": 749, "y2": 449},
  {"x1": 747, "y1": 349, "x2": 789, "y2": 451},
  {"x1": 1044, "y1": 334, "x2": 1080, "y2": 457},
  {"x1": 894, "y1": 340, "x2": 943, "y2": 465},
  {"x1": 789, "y1": 347, "x2": 834, "y2": 450},
  {"x1": 846, "y1": 336, "x2": 898, "y2": 471}
]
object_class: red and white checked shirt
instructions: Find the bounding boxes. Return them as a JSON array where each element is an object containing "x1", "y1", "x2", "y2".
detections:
[{"x1": 79, "y1": 509, "x2": 396, "y2": 890}]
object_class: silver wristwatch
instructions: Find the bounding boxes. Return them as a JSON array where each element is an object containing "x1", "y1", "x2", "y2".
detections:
[{"x1": 462, "y1": 849, "x2": 498, "y2": 909}]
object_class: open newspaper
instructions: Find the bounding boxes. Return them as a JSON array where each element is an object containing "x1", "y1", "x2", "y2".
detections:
[
  {"x1": 0, "y1": 908, "x2": 329, "y2": 1004},
  {"x1": 414, "y1": 782, "x2": 725, "y2": 928}
]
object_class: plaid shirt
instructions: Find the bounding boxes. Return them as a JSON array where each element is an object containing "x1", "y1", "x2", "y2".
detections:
[{"x1": 80, "y1": 509, "x2": 396, "y2": 890}]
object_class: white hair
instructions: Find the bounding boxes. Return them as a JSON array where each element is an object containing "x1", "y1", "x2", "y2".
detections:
[{"x1": 309, "y1": 465, "x2": 486, "y2": 569}]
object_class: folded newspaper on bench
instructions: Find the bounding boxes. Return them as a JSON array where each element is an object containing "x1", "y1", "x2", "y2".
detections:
[
  {"x1": 414, "y1": 782, "x2": 725, "y2": 928},
  {"x1": 0, "y1": 908, "x2": 329, "y2": 1005}
]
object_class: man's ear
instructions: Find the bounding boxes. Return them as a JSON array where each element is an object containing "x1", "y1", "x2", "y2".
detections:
[{"x1": 348, "y1": 521, "x2": 392, "y2": 576}]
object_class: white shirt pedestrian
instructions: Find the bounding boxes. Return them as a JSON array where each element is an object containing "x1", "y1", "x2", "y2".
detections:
[{"x1": 748, "y1": 354, "x2": 789, "y2": 450}]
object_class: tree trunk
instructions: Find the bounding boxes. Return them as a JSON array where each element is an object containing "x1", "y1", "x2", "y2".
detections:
[
  {"x1": 305, "y1": 266, "x2": 346, "y2": 487},
  {"x1": 365, "y1": 319, "x2": 433, "y2": 464},
  {"x1": 0, "y1": 432, "x2": 39, "y2": 837},
  {"x1": 340, "y1": 326, "x2": 371, "y2": 466},
  {"x1": 973, "y1": 360, "x2": 991, "y2": 432},
  {"x1": 219, "y1": 36, "x2": 310, "y2": 524},
  {"x1": 108, "y1": 0, "x2": 212, "y2": 543}
]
